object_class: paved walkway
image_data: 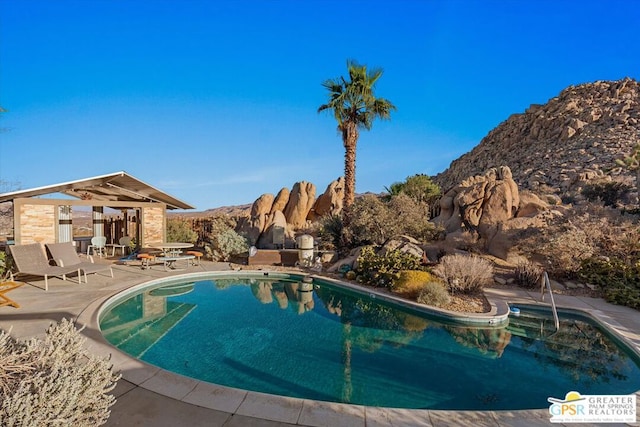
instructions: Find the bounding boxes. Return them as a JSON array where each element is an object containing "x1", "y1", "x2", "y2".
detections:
[{"x1": 1, "y1": 261, "x2": 639, "y2": 426}]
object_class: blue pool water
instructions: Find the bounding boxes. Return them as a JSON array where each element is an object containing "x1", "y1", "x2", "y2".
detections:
[{"x1": 99, "y1": 273, "x2": 640, "y2": 410}]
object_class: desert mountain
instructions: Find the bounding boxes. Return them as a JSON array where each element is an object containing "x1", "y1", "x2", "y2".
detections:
[
  {"x1": 434, "y1": 77, "x2": 640, "y2": 198},
  {"x1": 175, "y1": 204, "x2": 253, "y2": 218}
]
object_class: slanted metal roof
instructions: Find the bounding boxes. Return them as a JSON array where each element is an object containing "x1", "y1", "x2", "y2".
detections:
[{"x1": 0, "y1": 171, "x2": 194, "y2": 210}]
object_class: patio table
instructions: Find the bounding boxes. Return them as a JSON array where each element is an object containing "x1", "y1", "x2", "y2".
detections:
[
  {"x1": 152, "y1": 242, "x2": 193, "y2": 255},
  {"x1": 151, "y1": 243, "x2": 195, "y2": 270}
]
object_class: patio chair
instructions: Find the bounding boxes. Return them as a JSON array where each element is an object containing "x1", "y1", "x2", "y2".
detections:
[
  {"x1": 107, "y1": 236, "x2": 132, "y2": 257},
  {"x1": 87, "y1": 236, "x2": 107, "y2": 258},
  {"x1": 8, "y1": 243, "x2": 82, "y2": 291},
  {"x1": 46, "y1": 242, "x2": 114, "y2": 283},
  {"x1": 0, "y1": 281, "x2": 24, "y2": 308}
]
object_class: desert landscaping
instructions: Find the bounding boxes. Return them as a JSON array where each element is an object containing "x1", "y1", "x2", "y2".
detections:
[{"x1": 163, "y1": 77, "x2": 639, "y2": 316}]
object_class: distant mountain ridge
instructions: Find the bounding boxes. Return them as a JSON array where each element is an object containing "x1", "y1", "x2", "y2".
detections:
[
  {"x1": 434, "y1": 77, "x2": 640, "y2": 197},
  {"x1": 173, "y1": 204, "x2": 253, "y2": 218}
]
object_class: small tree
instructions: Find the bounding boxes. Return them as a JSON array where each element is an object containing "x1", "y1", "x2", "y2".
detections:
[
  {"x1": 387, "y1": 193, "x2": 439, "y2": 241},
  {"x1": 385, "y1": 174, "x2": 441, "y2": 207},
  {"x1": 345, "y1": 194, "x2": 397, "y2": 246}
]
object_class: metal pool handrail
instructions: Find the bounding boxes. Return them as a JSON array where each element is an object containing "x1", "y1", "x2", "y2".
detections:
[{"x1": 540, "y1": 271, "x2": 560, "y2": 331}]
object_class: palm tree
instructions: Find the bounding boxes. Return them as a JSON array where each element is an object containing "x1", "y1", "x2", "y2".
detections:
[{"x1": 318, "y1": 60, "x2": 396, "y2": 212}]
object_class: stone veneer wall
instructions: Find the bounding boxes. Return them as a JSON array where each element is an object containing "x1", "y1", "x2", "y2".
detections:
[
  {"x1": 142, "y1": 206, "x2": 165, "y2": 246},
  {"x1": 18, "y1": 203, "x2": 56, "y2": 244}
]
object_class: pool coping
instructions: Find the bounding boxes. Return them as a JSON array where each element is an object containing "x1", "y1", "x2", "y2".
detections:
[
  {"x1": 308, "y1": 272, "x2": 511, "y2": 326},
  {"x1": 76, "y1": 270, "x2": 640, "y2": 426}
]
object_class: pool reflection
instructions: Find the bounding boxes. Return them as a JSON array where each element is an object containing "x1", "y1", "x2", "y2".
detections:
[
  {"x1": 250, "y1": 279, "x2": 315, "y2": 314},
  {"x1": 246, "y1": 278, "x2": 513, "y2": 358},
  {"x1": 100, "y1": 275, "x2": 640, "y2": 409},
  {"x1": 101, "y1": 284, "x2": 196, "y2": 357}
]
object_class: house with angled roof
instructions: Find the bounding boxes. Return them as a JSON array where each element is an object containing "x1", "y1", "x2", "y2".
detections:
[{"x1": 0, "y1": 171, "x2": 194, "y2": 249}]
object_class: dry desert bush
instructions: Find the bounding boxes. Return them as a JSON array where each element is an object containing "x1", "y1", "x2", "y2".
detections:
[
  {"x1": 514, "y1": 260, "x2": 543, "y2": 289},
  {"x1": 433, "y1": 254, "x2": 494, "y2": 294},
  {"x1": 517, "y1": 204, "x2": 639, "y2": 278},
  {"x1": 0, "y1": 319, "x2": 120, "y2": 426}
]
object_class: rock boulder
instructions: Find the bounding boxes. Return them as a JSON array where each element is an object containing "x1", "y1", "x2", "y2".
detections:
[
  {"x1": 242, "y1": 193, "x2": 275, "y2": 244},
  {"x1": 436, "y1": 166, "x2": 520, "y2": 234},
  {"x1": 434, "y1": 166, "x2": 553, "y2": 261},
  {"x1": 283, "y1": 181, "x2": 316, "y2": 229},
  {"x1": 270, "y1": 188, "x2": 290, "y2": 214},
  {"x1": 308, "y1": 177, "x2": 344, "y2": 220}
]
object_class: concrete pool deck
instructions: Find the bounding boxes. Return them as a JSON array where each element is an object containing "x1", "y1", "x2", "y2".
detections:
[{"x1": 1, "y1": 261, "x2": 639, "y2": 426}]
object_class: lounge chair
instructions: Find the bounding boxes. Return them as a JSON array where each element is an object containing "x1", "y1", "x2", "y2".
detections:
[
  {"x1": 8, "y1": 243, "x2": 82, "y2": 291},
  {"x1": 46, "y1": 242, "x2": 114, "y2": 283},
  {"x1": 0, "y1": 281, "x2": 24, "y2": 308}
]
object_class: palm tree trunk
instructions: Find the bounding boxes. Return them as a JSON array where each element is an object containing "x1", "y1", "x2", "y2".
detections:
[{"x1": 342, "y1": 122, "x2": 359, "y2": 210}]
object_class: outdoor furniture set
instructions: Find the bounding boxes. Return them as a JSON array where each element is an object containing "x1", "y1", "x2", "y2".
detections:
[
  {"x1": 8, "y1": 242, "x2": 113, "y2": 292},
  {"x1": 136, "y1": 242, "x2": 203, "y2": 271},
  {"x1": 3, "y1": 240, "x2": 202, "y2": 308}
]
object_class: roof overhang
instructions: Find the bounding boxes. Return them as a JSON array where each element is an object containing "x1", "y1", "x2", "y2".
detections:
[{"x1": 0, "y1": 171, "x2": 194, "y2": 210}]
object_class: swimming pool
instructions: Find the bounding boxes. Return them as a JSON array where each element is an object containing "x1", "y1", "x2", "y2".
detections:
[{"x1": 99, "y1": 272, "x2": 640, "y2": 410}]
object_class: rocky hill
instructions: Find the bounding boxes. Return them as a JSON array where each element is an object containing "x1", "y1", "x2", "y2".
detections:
[
  {"x1": 176, "y1": 78, "x2": 639, "y2": 218},
  {"x1": 434, "y1": 77, "x2": 640, "y2": 199}
]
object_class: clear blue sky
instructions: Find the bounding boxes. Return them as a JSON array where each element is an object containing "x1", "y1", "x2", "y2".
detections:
[{"x1": 1, "y1": 0, "x2": 638, "y2": 211}]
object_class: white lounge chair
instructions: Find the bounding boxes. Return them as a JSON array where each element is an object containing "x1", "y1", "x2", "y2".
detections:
[
  {"x1": 46, "y1": 242, "x2": 114, "y2": 283},
  {"x1": 8, "y1": 243, "x2": 82, "y2": 291}
]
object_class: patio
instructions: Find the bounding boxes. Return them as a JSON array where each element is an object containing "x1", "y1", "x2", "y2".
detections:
[{"x1": 1, "y1": 259, "x2": 639, "y2": 427}]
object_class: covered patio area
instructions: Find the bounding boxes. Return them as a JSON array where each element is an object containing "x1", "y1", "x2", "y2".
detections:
[{"x1": 0, "y1": 171, "x2": 194, "y2": 250}]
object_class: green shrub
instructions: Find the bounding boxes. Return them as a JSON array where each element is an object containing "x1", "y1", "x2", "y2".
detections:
[
  {"x1": 0, "y1": 319, "x2": 120, "y2": 426},
  {"x1": 387, "y1": 194, "x2": 440, "y2": 241},
  {"x1": 341, "y1": 193, "x2": 439, "y2": 250},
  {"x1": 346, "y1": 195, "x2": 397, "y2": 247},
  {"x1": 433, "y1": 254, "x2": 494, "y2": 294},
  {"x1": 393, "y1": 270, "x2": 434, "y2": 298},
  {"x1": 166, "y1": 218, "x2": 198, "y2": 244},
  {"x1": 355, "y1": 246, "x2": 423, "y2": 289},
  {"x1": 0, "y1": 251, "x2": 7, "y2": 279},
  {"x1": 204, "y1": 214, "x2": 239, "y2": 237},
  {"x1": 385, "y1": 174, "x2": 441, "y2": 206},
  {"x1": 206, "y1": 228, "x2": 249, "y2": 261},
  {"x1": 578, "y1": 257, "x2": 640, "y2": 309},
  {"x1": 514, "y1": 260, "x2": 543, "y2": 289},
  {"x1": 417, "y1": 281, "x2": 451, "y2": 308},
  {"x1": 318, "y1": 214, "x2": 344, "y2": 252}
]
